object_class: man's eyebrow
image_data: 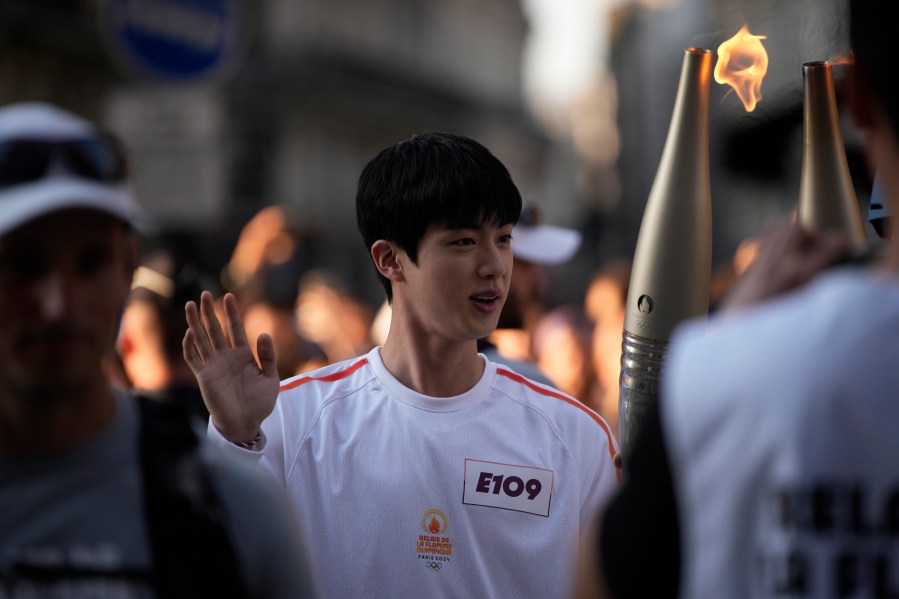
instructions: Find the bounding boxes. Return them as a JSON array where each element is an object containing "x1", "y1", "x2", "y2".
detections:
[{"x1": 444, "y1": 220, "x2": 514, "y2": 231}]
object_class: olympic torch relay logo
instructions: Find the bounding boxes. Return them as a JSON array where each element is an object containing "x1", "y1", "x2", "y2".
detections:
[
  {"x1": 422, "y1": 508, "x2": 447, "y2": 534},
  {"x1": 416, "y1": 508, "x2": 453, "y2": 570}
]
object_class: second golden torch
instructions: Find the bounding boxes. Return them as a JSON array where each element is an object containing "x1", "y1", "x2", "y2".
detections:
[
  {"x1": 618, "y1": 48, "x2": 713, "y2": 463},
  {"x1": 797, "y1": 60, "x2": 867, "y2": 246}
]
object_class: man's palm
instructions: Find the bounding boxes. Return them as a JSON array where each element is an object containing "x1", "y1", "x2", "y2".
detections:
[{"x1": 183, "y1": 291, "x2": 279, "y2": 443}]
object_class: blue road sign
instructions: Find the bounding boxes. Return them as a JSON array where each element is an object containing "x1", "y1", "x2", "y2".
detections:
[{"x1": 102, "y1": 0, "x2": 243, "y2": 82}]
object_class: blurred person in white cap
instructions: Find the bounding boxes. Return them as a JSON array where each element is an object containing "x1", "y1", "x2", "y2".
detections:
[
  {"x1": 479, "y1": 201, "x2": 582, "y2": 385},
  {"x1": 0, "y1": 102, "x2": 315, "y2": 597}
]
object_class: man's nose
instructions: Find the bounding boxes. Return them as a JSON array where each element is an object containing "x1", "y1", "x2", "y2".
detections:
[{"x1": 479, "y1": 244, "x2": 508, "y2": 279}]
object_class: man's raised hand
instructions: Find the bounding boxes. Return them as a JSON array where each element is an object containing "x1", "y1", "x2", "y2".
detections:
[{"x1": 183, "y1": 291, "x2": 280, "y2": 444}]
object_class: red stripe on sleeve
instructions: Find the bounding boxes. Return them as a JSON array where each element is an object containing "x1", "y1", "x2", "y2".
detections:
[
  {"x1": 497, "y1": 368, "x2": 618, "y2": 461},
  {"x1": 279, "y1": 358, "x2": 369, "y2": 392}
]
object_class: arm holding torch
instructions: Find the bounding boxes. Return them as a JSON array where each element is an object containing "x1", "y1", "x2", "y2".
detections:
[{"x1": 717, "y1": 221, "x2": 851, "y2": 313}]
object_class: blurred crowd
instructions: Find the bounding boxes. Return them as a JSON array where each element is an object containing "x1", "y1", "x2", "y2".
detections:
[
  {"x1": 93, "y1": 178, "x2": 787, "y2": 593},
  {"x1": 109, "y1": 198, "x2": 775, "y2": 445}
]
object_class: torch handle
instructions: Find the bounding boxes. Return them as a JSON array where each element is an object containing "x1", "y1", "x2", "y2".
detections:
[{"x1": 618, "y1": 330, "x2": 668, "y2": 466}]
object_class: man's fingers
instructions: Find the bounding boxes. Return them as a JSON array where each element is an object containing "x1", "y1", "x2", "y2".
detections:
[
  {"x1": 200, "y1": 290, "x2": 229, "y2": 350},
  {"x1": 223, "y1": 292, "x2": 250, "y2": 348},
  {"x1": 185, "y1": 299, "x2": 212, "y2": 362},
  {"x1": 756, "y1": 221, "x2": 807, "y2": 269},
  {"x1": 781, "y1": 230, "x2": 851, "y2": 286},
  {"x1": 256, "y1": 332, "x2": 279, "y2": 381},
  {"x1": 182, "y1": 329, "x2": 205, "y2": 373}
]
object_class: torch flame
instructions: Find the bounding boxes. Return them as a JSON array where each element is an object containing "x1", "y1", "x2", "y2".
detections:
[
  {"x1": 714, "y1": 25, "x2": 768, "y2": 112},
  {"x1": 829, "y1": 54, "x2": 852, "y2": 66},
  {"x1": 429, "y1": 516, "x2": 441, "y2": 533}
]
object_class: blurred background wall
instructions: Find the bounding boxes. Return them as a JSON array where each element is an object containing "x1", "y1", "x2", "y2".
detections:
[{"x1": 0, "y1": 0, "x2": 872, "y2": 310}]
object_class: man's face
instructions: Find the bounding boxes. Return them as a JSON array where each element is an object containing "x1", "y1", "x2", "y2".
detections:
[
  {"x1": 0, "y1": 210, "x2": 135, "y2": 399},
  {"x1": 397, "y1": 223, "x2": 514, "y2": 343}
]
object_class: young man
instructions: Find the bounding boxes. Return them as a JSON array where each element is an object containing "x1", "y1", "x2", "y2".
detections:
[
  {"x1": 185, "y1": 132, "x2": 619, "y2": 598},
  {"x1": 576, "y1": 2, "x2": 899, "y2": 597},
  {"x1": 0, "y1": 102, "x2": 314, "y2": 597}
]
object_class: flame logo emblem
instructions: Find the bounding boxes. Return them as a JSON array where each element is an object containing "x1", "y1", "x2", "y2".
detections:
[{"x1": 421, "y1": 508, "x2": 448, "y2": 535}]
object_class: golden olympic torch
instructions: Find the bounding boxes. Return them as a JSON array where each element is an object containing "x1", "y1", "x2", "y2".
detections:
[
  {"x1": 618, "y1": 47, "x2": 713, "y2": 462},
  {"x1": 797, "y1": 60, "x2": 867, "y2": 246},
  {"x1": 618, "y1": 26, "x2": 768, "y2": 463}
]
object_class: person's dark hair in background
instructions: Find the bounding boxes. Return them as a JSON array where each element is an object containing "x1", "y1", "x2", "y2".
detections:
[{"x1": 119, "y1": 249, "x2": 217, "y2": 420}]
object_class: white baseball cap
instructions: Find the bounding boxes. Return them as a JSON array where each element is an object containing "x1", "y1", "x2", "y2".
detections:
[
  {"x1": 512, "y1": 203, "x2": 582, "y2": 265},
  {"x1": 0, "y1": 102, "x2": 147, "y2": 236}
]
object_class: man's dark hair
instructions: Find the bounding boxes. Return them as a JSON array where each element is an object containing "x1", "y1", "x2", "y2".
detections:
[
  {"x1": 850, "y1": 1, "x2": 899, "y2": 142},
  {"x1": 355, "y1": 132, "x2": 522, "y2": 302}
]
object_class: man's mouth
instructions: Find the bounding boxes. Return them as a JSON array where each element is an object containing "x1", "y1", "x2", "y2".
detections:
[{"x1": 470, "y1": 292, "x2": 502, "y2": 311}]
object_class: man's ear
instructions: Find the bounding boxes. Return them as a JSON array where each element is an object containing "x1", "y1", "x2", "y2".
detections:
[{"x1": 371, "y1": 240, "x2": 405, "y2": 284}]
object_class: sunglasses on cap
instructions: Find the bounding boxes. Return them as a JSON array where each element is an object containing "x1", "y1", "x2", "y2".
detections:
[{"x1": 0, "y1": 134, "x2": 128, "y2": 187}]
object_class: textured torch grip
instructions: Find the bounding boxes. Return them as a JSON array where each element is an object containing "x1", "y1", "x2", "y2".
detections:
[{"x1": 618, "y1": 330, "x2": 668, "y2": 465}]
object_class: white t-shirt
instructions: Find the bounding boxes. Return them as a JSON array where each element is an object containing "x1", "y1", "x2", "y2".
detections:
[
  {"x1": 661, "y1": 268, "x2": 899, "y2": 599},
  {"x1": 209, "y1": 347, "x2": 618, "y2": 598}
]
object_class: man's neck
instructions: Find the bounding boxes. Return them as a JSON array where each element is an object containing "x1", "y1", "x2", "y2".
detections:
[
  {"x1": 0, "y1": 381, "x2": 118, "y2": 455},
  {"x1": 380, "y1": 333, "x2": 484, "y2": 398}
]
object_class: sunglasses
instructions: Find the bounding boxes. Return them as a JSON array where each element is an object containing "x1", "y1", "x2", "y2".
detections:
[{"x1": 0, "y1": 135, "x2": 128, "y2": 187}]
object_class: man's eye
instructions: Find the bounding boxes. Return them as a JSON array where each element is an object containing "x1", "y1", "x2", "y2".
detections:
[
  {"x1": 454, "y1": 238, "x2": 475, "y2": 246},
  {"x1": 499, "y1": 234, "x2": 513, "y2": 244}
]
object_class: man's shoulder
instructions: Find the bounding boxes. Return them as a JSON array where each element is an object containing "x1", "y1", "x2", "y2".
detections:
[
  {"x1": 492, "y1": 364, "x2": 616, "y2": 444},
  {"x1": 278, "y1": 353, "x2": 374, "y2": 399},
  {"x1": 671, "y1": 267, "x2": 897, "y2": 369}
]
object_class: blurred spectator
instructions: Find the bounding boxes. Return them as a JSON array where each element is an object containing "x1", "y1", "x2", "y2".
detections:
[
  {"x1": 0, "y1": 101, "x2": 314, "y2": 597},
  {"x1": 295, "y1": 269, "x2": 374, "y2": 366},
  {"x1": 583, "y1": 258, "x2": 631, "y2": 436},
  {"x1": 370, "y1": 298, "x2": 391, "y2": 346},
  {"x1": 223, "y1": 206, "x2": 326, "y2": 378},
  {"x1": 221, "y1": 205, "x2": 308, "y2": 291},
  {"x1": 479, "y1": 201, "x2": 582, "y2": 385},
  {"x1": 117, "y1": 249, "x2": 214, "y2": 420},
  {"x1": 532, "y1": 304, "x2": 596, "y2": 405}
]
